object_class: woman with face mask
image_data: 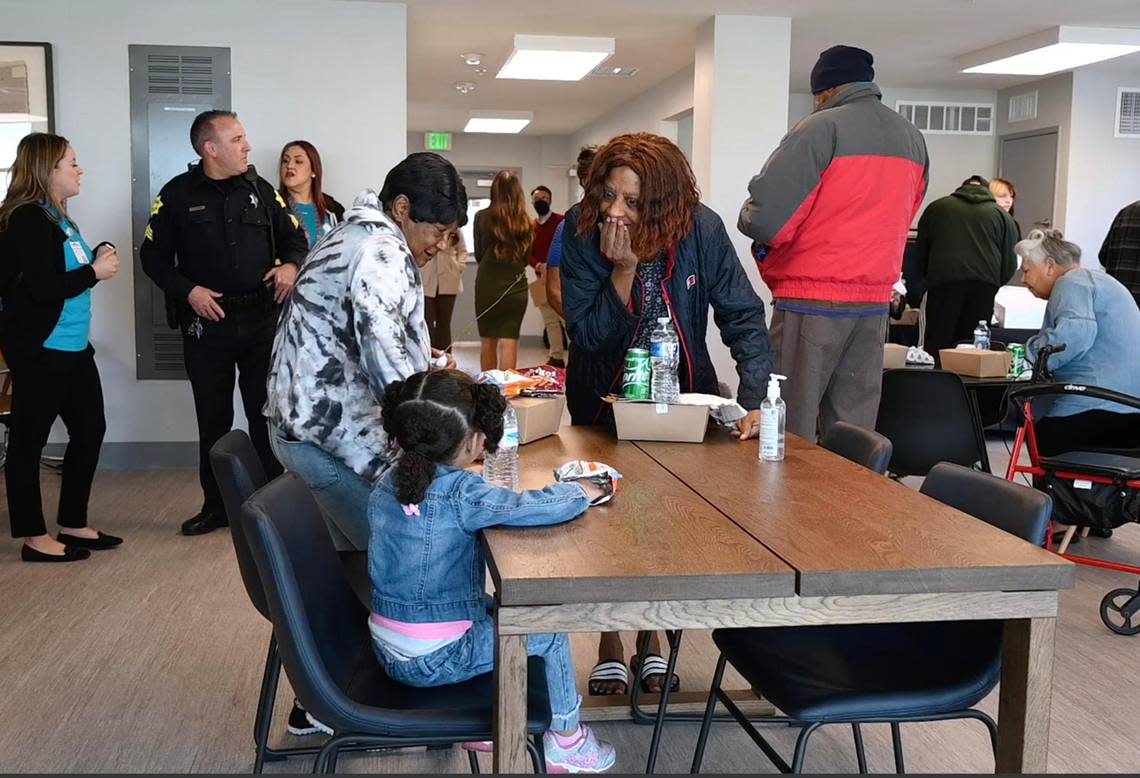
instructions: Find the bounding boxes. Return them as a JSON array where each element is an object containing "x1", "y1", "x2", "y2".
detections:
[
  {"x1": 278, "y1": 140, "x2": 345, "y2": 250},
  {"x1": 0, "y1": 133, "x2": 122, "y2": 562}
]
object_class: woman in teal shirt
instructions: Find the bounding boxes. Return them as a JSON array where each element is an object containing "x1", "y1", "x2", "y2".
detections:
[
  {"x1": 277, "y1": 140, "x2": 345, "y2": 250},
  {"x1": 0, "y1": 133, "x2": 122, "y2": 562}
]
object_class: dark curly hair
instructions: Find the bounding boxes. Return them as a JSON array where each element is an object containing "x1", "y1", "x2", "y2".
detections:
[
  {"x1": 380, "y1": 369, "x2": 506, "y2": 505},
  {"x1": 576, "y1": 133, "x2": 699, "y2": 261}
]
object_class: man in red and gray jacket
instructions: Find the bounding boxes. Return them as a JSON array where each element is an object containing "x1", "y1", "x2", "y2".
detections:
[{"x1": 739, "y1": 45, "x2": 928, "y2": 441}]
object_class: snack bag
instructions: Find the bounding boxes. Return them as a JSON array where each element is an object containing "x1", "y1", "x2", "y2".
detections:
[{"x1": 553, "y1": 460, "x2": 621, "y2": 505}]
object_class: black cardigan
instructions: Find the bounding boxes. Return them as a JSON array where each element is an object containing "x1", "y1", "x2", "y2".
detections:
[{"x1": 0, "y1": 203, "x2": 101, "y2": 369}]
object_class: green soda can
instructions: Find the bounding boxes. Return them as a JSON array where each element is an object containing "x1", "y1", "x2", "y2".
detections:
[
  {"x1": 1007, "y1": 343, "x2": 1026, "y2": 377},
  {"x1": 622, "y1": 348, "x2": 651, "y2": 400}
]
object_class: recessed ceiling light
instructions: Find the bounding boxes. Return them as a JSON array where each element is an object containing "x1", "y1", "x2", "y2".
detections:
[
  {"x1": 497, "y1": 34, "x2": 614, "y2": 81},
  {"x1": 958, "y1": 26, "x2": 1140, "y2": 76},
  {"x1": 464, "y1": 110, "x2": 533, "y2": 134},
  {"x1": 460, "y1": 52, "x2": 484, "y2": 66},
  {"x1": 454, "y1": 81, "x2": 477, "y2": 94}
]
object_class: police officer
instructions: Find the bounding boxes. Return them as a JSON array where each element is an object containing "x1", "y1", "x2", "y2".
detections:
[{"x1": 140, "y1": 110, "x2": 307, "y2": 536}]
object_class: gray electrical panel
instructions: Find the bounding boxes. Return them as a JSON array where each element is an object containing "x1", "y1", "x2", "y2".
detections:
[{"x1": 128, "y1": 45, "x2": 231, "y2": 380}]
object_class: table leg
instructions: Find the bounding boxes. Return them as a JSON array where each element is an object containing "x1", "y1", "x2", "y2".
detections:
[
  {"x1": 494, "y1": 627, "x2": 529, "y2": 774},
  {"x1": 996, "y1": 617, "x2": 1056, "y2": 773}
]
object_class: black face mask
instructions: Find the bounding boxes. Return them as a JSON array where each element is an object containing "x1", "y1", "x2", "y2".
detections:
[{"x1": 533, "y1": 200, "x2": 550, "y2": 216}]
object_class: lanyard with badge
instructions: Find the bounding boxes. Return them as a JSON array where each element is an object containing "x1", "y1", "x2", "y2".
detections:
[{"x1": 62, "y1": 220, "x2": 92, "y2": 266}]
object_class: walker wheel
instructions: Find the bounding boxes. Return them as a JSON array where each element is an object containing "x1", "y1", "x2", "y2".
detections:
[{"x1": 1100, "y1": 588, "x2": 1140, "y2": 636}]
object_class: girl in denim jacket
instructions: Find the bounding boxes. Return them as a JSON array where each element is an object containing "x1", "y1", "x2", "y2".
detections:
[{"x1": 368, "y1": 369, "x2": 616, "y2": 773}]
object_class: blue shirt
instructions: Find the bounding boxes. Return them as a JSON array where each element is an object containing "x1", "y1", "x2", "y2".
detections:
[
  {"x1": 546, "y1": 220, "x2": 565, "y2": 269},
  {"x1": 1026, "y1": 267, "x2": 1140, "y2": 417},
  {"x1": 291, "y1": 202, "x2": 334, "y2": 250},
  {"x1": 42, "y1": 213, "x2": 93, "y2": 352}
]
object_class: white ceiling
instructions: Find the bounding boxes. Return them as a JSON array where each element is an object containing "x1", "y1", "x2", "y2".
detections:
[{"x1": 398, "y1": 0, "x2": 1140, "y2": 135}]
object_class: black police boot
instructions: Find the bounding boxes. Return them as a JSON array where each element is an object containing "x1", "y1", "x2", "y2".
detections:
[{"x1": 180, "y1": 509, "x2": 229, "y2": 536}]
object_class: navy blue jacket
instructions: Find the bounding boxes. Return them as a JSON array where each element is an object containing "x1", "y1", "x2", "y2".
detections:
[{"x1": 561, "y1": 203, "x2": 773, "y2": 425}]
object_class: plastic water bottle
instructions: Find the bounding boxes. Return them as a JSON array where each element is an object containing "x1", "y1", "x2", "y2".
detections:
[
  {"x1": 650, "y1": 317, "x2": 681, "y2": 403},
  {"x1": 973, "y1": 320, "x2": 991, "y2": 350},
  {"x1": 483, "y1": 398, "x2": 519, "y2": 491}
]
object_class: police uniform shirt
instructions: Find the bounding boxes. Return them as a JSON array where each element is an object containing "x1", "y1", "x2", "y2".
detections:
[{"x1": 139, "y1": 164, "x2": 308, "y2": 301}]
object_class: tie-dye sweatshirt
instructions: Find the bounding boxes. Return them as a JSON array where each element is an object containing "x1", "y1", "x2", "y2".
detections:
[{"x1": 265, "y1": 190, "x2": 431, "y2": 481}]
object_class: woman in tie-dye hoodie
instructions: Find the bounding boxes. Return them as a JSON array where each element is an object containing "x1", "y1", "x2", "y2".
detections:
[{"x1": 265, "y1": 152, "x2": 467, "y2": 552}]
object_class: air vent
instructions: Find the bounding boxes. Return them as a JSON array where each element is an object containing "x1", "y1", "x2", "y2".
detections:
[
  {"x1": 590, "y1": 65, "x2": 639, "y2": 78},
  {"x1": 146, "y1": 54, "x2": 215, "y2": 96},
  {"x1": 896, "y1": 101, "x2": 993, "y2": 135},
  {"x1": 1116, "y1": 88, "x2": 1140, "y2": 138},
  {"x1": 1009, "y1": 91, "x2": 1039, "y2": 123},
  {"x1": 153, "y1": 332, "x2": 186, "y2": 374}
]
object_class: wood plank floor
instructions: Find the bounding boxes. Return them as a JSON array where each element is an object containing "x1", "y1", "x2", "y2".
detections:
[{"x1": 1, "y1": 341, "x2": 1137, "y2": 772}]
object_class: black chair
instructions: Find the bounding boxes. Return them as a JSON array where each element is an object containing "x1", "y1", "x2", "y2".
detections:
[
  {"x1": 691, "y1": 462, "x2": 1052, "y2": 774},
  {"x1": 875, "y1": 368, "x2": 990, "y2": 477},
  {"x1": 212, "y1": 431, "x2": 383, "y2": 772},
  {"x1": 821, "y1": 422, "x2": 893, "y2": 475},
  {"x1": 242, "y1": 473, "x2": 553, "y2": 773}
]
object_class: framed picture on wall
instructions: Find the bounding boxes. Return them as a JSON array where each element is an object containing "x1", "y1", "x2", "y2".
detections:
[{"x1": 0, "y1": 41, "x2": 54, "y2": 200}]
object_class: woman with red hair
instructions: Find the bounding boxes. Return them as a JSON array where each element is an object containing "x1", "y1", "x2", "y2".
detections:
[
  {"x1": 561, "y1": 132, "x2": 774, "y2": 694},
  {"x1": 474, "y1": 170, "x2": 534, "y2": 370}
]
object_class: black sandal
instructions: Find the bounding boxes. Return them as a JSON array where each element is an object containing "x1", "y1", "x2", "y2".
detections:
[{"x1": 631, "y1": 653, "x2": 680, "y2": 693}]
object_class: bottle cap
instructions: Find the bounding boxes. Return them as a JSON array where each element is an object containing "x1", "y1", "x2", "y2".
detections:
[{"x1": 767, "y1": 373, "x2": 787, "y2": 401}]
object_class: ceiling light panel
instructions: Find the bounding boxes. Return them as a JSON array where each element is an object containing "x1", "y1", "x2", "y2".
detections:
[
  {"x1": 958, "y1": 26, "x2": 1140, "y2": 76},
  {"x1": 497, "y1": 34, "x2": 614, "y2": 81},
  {"x1": 464, "y1": 111, "x2": 533, "y2": 134}
]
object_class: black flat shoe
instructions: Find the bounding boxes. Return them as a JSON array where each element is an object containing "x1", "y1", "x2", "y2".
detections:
[
  {"x1": 22, "y1": 544, "x2": 91, "y2": 563},
  {"x1": 56, "y1": 531, "x2": 123, "y2": 550},
  {"x1": 180, "y1": 510, "x2": 228, "y2": 536}
]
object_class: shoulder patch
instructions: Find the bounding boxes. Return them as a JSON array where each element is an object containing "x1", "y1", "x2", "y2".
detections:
[
  {"x1": 150, "y1": 195, "x2": 164, "y2": 217},
  {"x1": 274, "y1": 191, "x2": 288, "y2": 209}
]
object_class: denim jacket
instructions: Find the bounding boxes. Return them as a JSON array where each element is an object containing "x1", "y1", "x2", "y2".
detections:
[{"x1": 369, "y1": 464, "x2": 589, "y2": 622}]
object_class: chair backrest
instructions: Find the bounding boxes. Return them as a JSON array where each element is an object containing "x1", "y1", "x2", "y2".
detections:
[
  {"x1": 820, "y1": 421, "x2": 893, "y2": 475},
  {"x1": 875, "y1": 368, "x2": 988, "y2": 477},
  {"x1": 920, "y1": 462, "x2": 1052, "y2": 544},
  {"x1": 243, "y1": 473, "x2": 374, "y2": 728},
  {"x1": 209, "y1": 430, "x2": 270, "y2": 618}
]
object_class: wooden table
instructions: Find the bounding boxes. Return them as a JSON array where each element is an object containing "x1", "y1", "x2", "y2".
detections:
[{"x1": 485, "y1": 428, "x2": 1074, "y2": 773}]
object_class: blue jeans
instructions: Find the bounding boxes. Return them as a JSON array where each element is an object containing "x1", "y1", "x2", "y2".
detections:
[
  {"x1": 270, "y1": 428, "x2": 372, "y2": 550},
  {"x1": 373, "y1": 616, "x2": 582, "y2": 732}
]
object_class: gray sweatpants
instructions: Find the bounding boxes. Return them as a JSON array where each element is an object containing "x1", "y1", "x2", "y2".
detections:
[{"x1": 769, "y1": 307, "x2": 888, "y2": 442}]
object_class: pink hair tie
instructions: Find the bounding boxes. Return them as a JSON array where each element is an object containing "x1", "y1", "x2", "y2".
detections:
[{"x1": 401, "y1": 503, "x2": 421, "y2": 517}]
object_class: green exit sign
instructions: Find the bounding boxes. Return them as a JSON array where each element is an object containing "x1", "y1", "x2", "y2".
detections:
[{"x1": 425, "y1": 132, "x2": 452, "y2": 151}]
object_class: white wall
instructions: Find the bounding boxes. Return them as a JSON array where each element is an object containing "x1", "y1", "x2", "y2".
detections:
[
  {"x1": 997, "y1": 72, "x2": 1073, "y2": 234},
  {"x1": 569, "y1": 66, "x2": 694, "y2": 153},
  {"x1": 1066, "y1": 64, "x2": 1140, "y2": 264},
  {"x1": 1, "y1": 0, "x2": 408, "y2": 444},
  {"x1": 791, "y1": 86, "x2": 999, "y2": 219}
]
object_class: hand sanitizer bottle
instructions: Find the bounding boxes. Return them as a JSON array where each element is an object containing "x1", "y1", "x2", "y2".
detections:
[{"x1": 759, "y1": 374, "x2": 787, "y2": 462}]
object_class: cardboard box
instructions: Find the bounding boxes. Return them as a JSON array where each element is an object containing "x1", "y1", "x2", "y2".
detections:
[
  {"x1": 511, "y1": 395, "x2": 566, "y2": 445},
  {"x1": 611, "y1": 400, "x2": 710, "y2": 443},
  {"x1": 938, "y1": 348, "x2": 1012, "y2": 378},
  {"x1": 994, "y1": 285, "x2": 1047, "y2": 329},
  {"x1": 883, "y1": 343, "x2": 909, "y2": 369}
]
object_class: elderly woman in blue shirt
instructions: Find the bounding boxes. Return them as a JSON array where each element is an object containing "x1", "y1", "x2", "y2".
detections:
[{"x1": 1019, "y1": 228, "x2": 1140, "y2": 456}]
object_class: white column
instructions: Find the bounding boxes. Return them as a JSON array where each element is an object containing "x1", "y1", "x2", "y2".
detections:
[{"x1": 692, "y1": 15, "x2": 791, "y2": 391}]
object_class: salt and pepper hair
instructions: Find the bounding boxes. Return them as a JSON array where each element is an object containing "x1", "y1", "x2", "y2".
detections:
[{"x1": 1015, "y1": 228, "x2": 1081, "y2": 268}]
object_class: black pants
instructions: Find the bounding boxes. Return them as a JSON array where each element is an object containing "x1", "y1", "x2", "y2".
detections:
[
  {"x1": 1035, "y1": 409, "x2": 1140, "y2": 457},
  {"x1": 182, "y1": 309, "x2": 283, "y2": 515},
  {"x1": 924, "y1": 281, "x2": 999, "y2": 364},
  {"x1": 6, "y1": 347, "x2": 106, "y2": 538},
  {"x1": 424, "y1": 294, "x2": 457, "y2": 351}
]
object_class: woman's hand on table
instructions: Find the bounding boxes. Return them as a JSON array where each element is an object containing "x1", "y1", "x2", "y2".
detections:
[{"x1": 734, "y1": 410, "x2": 762, "y2": 440}]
